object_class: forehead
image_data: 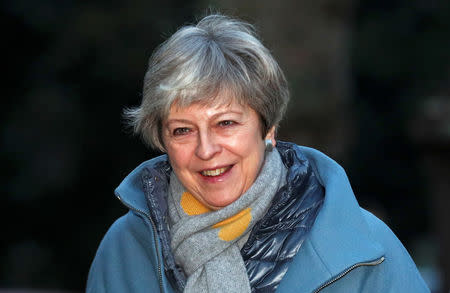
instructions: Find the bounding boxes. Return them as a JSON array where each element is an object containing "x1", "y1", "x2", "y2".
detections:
[
  {"x1": 166, "y1": 91, "x2": 248, "y2": 117},
  {"x1": 168, "y1": 99, "x2": 248, "y2": 118}
]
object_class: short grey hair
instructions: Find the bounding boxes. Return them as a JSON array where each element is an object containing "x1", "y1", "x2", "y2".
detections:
[{"x1": 124, "y1": 14, "x2": 290, "y2": 151}]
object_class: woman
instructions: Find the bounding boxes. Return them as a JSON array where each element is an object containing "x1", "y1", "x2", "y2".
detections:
[{"x1": 87, "y1": 14, "x2": 429, "y2": 293}]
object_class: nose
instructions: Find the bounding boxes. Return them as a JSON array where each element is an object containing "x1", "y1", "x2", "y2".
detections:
[{"x1": 195, "y1": 130, "x2": 221, "y2": 160}]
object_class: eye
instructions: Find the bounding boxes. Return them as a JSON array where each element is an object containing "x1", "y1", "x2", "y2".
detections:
[
  {"x1": 218, "y1": 120, "x2": 235, "y2": 127},
  {"x1": 173, "y1": 127, "x2": 191, "y2": 136}
]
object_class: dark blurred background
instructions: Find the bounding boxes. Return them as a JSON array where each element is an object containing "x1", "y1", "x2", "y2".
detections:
[{"x1": 1, "y1": 0, "x2": 449, "y2": 292}]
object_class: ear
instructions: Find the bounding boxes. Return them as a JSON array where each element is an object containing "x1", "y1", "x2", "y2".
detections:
[{"x1": 265, "y1": 126, "x2": 276, "y2": 148}]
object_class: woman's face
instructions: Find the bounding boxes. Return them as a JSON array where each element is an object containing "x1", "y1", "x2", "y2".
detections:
[{"x1": 162, "y1": 97, "x2": 275, "y2": 210}]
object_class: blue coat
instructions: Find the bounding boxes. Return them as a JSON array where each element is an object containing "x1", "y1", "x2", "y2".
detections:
[{"x1": 86, "y1": 144, "x2": 429, "y2": 292}]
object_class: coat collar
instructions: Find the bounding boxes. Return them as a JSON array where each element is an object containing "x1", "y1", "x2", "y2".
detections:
[{"x1": 114, "y1": 154, "x2": 170, "y2": 218}]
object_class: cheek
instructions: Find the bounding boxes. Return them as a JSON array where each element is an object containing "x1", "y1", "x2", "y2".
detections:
[
  {"x1": 231, "y1": 122, "x2": 263, "y2": 148},
  {"x1": 166, "y1": 144, "x2": 192, "y2": 171},
  {"x1": 236, "y1": 131, "x2": 265, "y2": 168}
]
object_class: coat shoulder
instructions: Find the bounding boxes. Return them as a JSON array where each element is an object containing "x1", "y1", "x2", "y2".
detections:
[
  {"x1": 86, "y1": 211, "x2": 161, "y2": 293},
  {"x1": 359, "y1": 209, "x2": 430, "y2": 292}
]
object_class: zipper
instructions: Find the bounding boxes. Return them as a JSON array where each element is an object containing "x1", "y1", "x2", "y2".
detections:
[
  {"x1": 314, "y1": 256, "x2": 385, "y2": 293},
  {"x1": 116, "y1": 194, "x2": 165, "y2": 293}
]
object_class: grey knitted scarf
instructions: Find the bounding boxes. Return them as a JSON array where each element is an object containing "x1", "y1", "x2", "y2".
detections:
[{"x1": 167, "y1": 149, "x2": 287, "y2": 293}]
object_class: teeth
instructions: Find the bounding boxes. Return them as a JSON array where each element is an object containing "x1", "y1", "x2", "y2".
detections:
[{"x1": 201, "y1": 167, "x2": 228, "y2": 177}]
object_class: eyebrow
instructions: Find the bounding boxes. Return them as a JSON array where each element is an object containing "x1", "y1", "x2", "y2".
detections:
[
  {"x1": 211, "y1": 110, "x2": 244, "y2": 119},
  {"x1": 165, "y1": 119, "x2": 195, "y2": 126},
  {"x1": 166, "y1": 110, "x2": 245, "y2": 125}
]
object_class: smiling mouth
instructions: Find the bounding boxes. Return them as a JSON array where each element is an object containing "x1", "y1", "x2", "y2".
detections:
[{"x1": 201, "y1": 166, "x2": 232, "y2": 177}]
